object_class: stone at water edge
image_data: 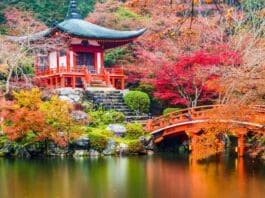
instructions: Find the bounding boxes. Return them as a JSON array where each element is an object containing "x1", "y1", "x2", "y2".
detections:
[
  {"x1": 106, "y1": 124, "x2": 126, "y2": 137},
  {"x1": 116, "y1": 143, "x2": 129, "y2": 155},
  {"x1": 47, "y1": 142, "x2": 70, "y2": 156},
  {"x1": 73, "y1": 150, "x2": 89, "y2": 157},
  {"x1": 0, "y1": 141, "x2": 13, "y2": 156},
  {"x1": 89, "y1": 149, "x2": 100, "y2": 157},
  {"x1": 15, "y1": 147, "x2": 31, "y2": 158},
  {"x1": 103, "y1": 138, "x2": 116, "y2": 155}
]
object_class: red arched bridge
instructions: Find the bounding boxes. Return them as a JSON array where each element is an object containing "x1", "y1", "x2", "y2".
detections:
[{"x1": 145, "y1": 105, "x2": 265, "y2": 156}]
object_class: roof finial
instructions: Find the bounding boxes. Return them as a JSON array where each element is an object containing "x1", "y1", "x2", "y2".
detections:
[{"x1": 65, "y1": 0, "x2": 82, "y2": 20}]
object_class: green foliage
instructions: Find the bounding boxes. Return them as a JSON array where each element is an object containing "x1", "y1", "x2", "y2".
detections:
[
  {"x1": 134, "y1": 83, "x2": 155, "y2": 95},
  {"x1": 115, "y1": 7, "x2": 143, "y2": 20},
  {"x1": 104, "y1": 48, "x2": 130, "y2": 67},
  {"x1": 163, "y1": 108, "x2": 181, "y2": 115},
  {"x1": 127, "y1": 140, "x2": 145, "y2": 154},
  {"x1": 82, "y1": 101, "x2": 94, "y2": 113},
  {"x1": 102, "y1": 110, "x2": 125, "y2": 124},
  {"x1": 0, "y1": 12, "x2": 5, "y2": 24},
  {"x1": 125, "y1": 123, "x2": 144, "y2": 139},
  {"x1": 88, "y1": 131, "x2": 109, "y2": 152},
  {"x1": 89, "y1": 109, "x2": 125, "y2": 127},
  {"x1": 124, "y1": 91, "x2": 150, "y2": 113},
  {"x1": 242, "y1": 0, "x2": 265, "y2": 11},
  {"x1": 0, "y1": 0, "x2": 96, "y2": 26}
]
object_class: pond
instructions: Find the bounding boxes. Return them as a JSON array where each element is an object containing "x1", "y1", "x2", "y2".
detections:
[{"x1": 0, "y1": 155, "x2": 265, "y2": 198}]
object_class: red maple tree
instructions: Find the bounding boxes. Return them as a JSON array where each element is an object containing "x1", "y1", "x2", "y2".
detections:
[{"x1": 153, "y1": 49, "x2": 240, "y2": 107}]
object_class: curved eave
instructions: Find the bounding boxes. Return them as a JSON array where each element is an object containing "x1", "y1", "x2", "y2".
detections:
[
  {"x1": 6, "y1": 28, "x2": 54, "y2": 42},
  {"x1": 56, "y1": 19, "x2": 147, "y2": 40}
]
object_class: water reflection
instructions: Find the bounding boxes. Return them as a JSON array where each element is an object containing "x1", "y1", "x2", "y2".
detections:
[{"x1": 0, "y1": 155, "x2": 264, "y2": 198}]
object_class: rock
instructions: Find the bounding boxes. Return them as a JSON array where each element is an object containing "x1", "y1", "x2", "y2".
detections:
[
  {"x1": 0, "y1": 141, "x2": 13, "y2": 156},
  {"x1": 147, "y1": 150, "x2": 154, "y2": 155},
  {"x1": 89, "y1": 149, "x2": 100, "y2": 157},
  {"x1": 116, "y1": 143, "x2": 128, "y2": 155},
  {"x1": 56, "y1": 88, "x2": 84, "y2": 103},
  {"x1": 72, "y1": 136, "x2": 90, "y2": 150},
  {"x1": 107, "y1": 124, "x2": 126, "y2": 137},
  {"x1": 73, "y1": 150, "x2": 89, "y2": 157},
  {"x1": 139, "y1": 136, "x2": 154, "y2": 150},
  {"x1": 47, "y1": 142, "x2": 69, "y2": 156},
  {"x1": 59, "y1": 95, "x2": 73, "y2": 103},
  {"x1": 71, "y1": 111, "x2": 88, "y2": 122},
  {"x1": 14, "y1": 147, "x2": 31, "y2": 158},
  {"x1": 103, "y1": 138, "x2": 116, "y2": 155},
  {"x1": 26, "y1": 143, "x2": 44, "y2": 156}
]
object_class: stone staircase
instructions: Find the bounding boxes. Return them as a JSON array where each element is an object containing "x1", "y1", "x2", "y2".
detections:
[
  {"x1": 85, "y1": 90, "x2": 149, "y2": 121},
  {"x1": 90, "y1": 79, "x2": 107, "y2": 87}
]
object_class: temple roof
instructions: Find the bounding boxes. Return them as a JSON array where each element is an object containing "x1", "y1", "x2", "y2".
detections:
[
  {"x1": 57, "y1": 19, "x2": 146, "y2": 40},
  {"x1": 7, "y1": 0, "x2": 146, "y2": 48}
]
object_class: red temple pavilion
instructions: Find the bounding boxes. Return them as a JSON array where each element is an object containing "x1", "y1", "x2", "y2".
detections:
[{"x1": 22, "y1": 0, "x2": 146, "y2": 89}]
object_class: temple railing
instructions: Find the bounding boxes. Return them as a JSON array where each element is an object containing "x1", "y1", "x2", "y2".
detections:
[
  {"x1": 105, "y1": 67, "x2": 124, "y2": 76},
  {"x1": 35, "y1": 66, "x2": 88, "y2": 76}
]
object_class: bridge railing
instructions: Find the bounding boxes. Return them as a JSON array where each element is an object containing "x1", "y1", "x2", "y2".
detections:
[
  {"x1": 146, "y1": 105, "x2": 221, "y2": 132},
  {"x1": 146, "y1": 105, "x2": 265, "y2": 133}
]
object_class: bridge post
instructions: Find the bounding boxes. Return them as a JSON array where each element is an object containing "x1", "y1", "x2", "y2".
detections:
[
  {"x1": 237, "y1": 135, "x2": 245, "y2": 157},
  {"x1": 145, "y1": 119, "x2": 153, "y2": 132}
]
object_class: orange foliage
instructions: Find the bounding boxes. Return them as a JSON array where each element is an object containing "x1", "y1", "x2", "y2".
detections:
[{"x1": 0, "y1": 88, "x2": 84, "y2": 147}]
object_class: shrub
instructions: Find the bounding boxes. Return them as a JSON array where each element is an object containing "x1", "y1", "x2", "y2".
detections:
[
  {"x1": 89, "y1": 109, "x2": 125, "y2": 127},
  {"x1": 127, "y1": 140, "x2": 145, "y2": 154},
  {"x1": 88, "y1": 131, "x2": 109, "y2": 152},
  {"x1": 163, "y1": 108, "x2": 181, "y2": 115},
  {"x1": 125, "y1": 123, "x2": 144, "y2": 139},
  {"x1": 102, "y1": 110, "x2": 125, "y2": 124},
  {"x1": 124, "y1": 91, "x2": 150, "y2": 113},
  {"x1": 82, "y1": 101, "x2": 93, "y2": 113}
]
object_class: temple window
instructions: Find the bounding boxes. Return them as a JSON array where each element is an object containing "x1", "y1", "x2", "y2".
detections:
[
  {"x1": 59, "y1": 50, "x2": 67, "y2": 67},
  {"x1": 76, "y1": 52, "x2": 95, "y2": 73},
  {"x1": 37, "y1": 55, "x2": 48, "y2": 72}
]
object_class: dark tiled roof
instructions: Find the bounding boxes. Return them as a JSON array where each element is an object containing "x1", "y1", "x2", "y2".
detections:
[{"x1": 57, "y1": 19, "x2": 146, "y2": 40}]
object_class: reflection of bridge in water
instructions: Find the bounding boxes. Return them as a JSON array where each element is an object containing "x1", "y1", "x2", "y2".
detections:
[{"x1": 146, "y1": 105, "x2": 265, "y2": 156}]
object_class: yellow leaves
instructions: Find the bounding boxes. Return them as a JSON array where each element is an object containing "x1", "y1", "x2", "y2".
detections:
[
  {"x1": 13, "y1": 88, "x2": 42, "y2": 110},
  {"x1": 0, "y1": 64, "x2": 8, "y2": 76}
]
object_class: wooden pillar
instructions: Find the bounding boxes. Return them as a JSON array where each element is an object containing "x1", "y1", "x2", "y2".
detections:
[
  {"x1": 189, "y1": 134, "x2": 194, "y2": 152},
  {"x1": 237, "y1": 135, "x2": 245, "y2": 157},
  {"x1": 121, "y1": 77, "x2": 125, "y2": 90},
  {"x1": 45, "y1": 78, "x2": 49, "y2": 87},
  {"x1": 72, "y1": 76, "x2": 76, "y2": 88},
  {"x1": 55, "y1": 76, "x2": 58, "y2": 88},
  {"x1": 66, "y1": 51, "x2": 70, "y2": 72},
  {"x1": 61, "y1": 76, "x2": 65, "y2": 87},
  {"x1": 56, "y1": 51, "x2": 60, "y2": 72},
  {"x1": 34, "y1": 56, "x2": 38, "y2": 76}
]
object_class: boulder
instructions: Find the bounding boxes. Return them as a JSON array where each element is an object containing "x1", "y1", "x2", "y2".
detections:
[
  {"x1": 116, "y1": 143, "x2": 128, "y2": 155},
  {"x1": 14, "y1": 147, "x2": 31, "y2": 158},
  {"x1": 89, "y1": 149, "x2": 100, "y2": 157},
  {"x1": 72, "y1": 136, "x2": 90, "y2": 150},
  {"x1": 26, "y1": 143, "x2": 45, "y2": 156},
  {"x1": 59, "y1": 95, "x2": 74, "y2": 103},
  {"x1": 56, "y1": 88, "x2": 84, "y2": 103},
  {"x1": 139, "y1": 136, "x2": 154, "y2": 150},
  {"x1": 103, "y1": 138, "x2": 116, "y2": 155},
  {"x1": 106, "y1": 124, "x2": 126, "y2": 137},
  {"x1": 0, "y1": 141, "x2": 13, "y2": 156},
  {"x1": 47, "y1": 142, "x2": 70, "y2": 156},
  {"x1": 73, "y1": 150, "x2": 89, "y2": 157},
  {"x1": 71, "y1": 111, "x2": 88, "y2": 122}
]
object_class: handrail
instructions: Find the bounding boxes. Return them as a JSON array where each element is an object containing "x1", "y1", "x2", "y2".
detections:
[{"x1": 146, "y1": 105, "x2": 265, "y2": 133}]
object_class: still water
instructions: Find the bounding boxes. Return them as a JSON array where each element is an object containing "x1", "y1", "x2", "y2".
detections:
[{"x1": 0, "y1": 155, "x2": 265, "y2": 198}]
